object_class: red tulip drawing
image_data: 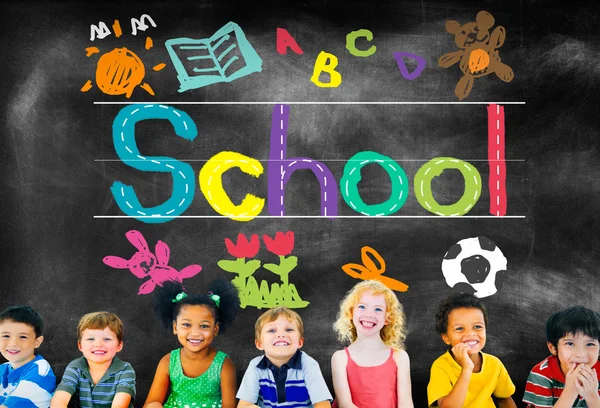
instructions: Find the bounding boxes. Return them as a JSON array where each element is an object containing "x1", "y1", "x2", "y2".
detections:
[
  {"x1": 263, "y1": 232, "x2": 297, "y2": 287},
  {"x1": 225, "y1": 233, "x2": 260, "y2": 258},
  {"x1": 263, "y1": 231, "x2": 294, "y2": 256}
]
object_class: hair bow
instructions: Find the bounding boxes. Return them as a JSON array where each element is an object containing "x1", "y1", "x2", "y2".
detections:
[
  {"x1": 208, "y1": 291, "x2": 220, "y2": 308},
  {"x1": 172, "y1": 292, "x2": 188, "y2": 303}
]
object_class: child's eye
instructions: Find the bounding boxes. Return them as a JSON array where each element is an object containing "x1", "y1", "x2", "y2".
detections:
[
  {"x1": 267, "y1": 329, "x2": 276, "y2": 333},
  {"x1": 103, "y1": 338, "x2": 112, "y2": 342},
  {"x1": 182, "y1": 323, "x2": 191, "y2": 328},
  {"x1": 357, "y1": 305, "x2": 365, "y2": 310},
  {"x1": 285, "y1": 328, "x2": 295, "y2": 332},
  {"x1": 201, "y1": 325, "x2": 210, "y2": 329},
  {"x1": 587, "y1": 343, "x2": 599, "y2": 347},
  {"x1": 455, "y1": 327, "x2": 463, "y2": 331},
  {"x1": 375, "y1": 307, "x2": 383, "y2": 312},
  {"x1": 474, "y1": 325, "x2": 483, "y2": 330},
  {"x1": 19, "y1": 335, "x2": 29, "y2": 339},
  {"x1": 1, "y1": 335, "x2": 9, "y2": 338},
  {"x1": 565, "y1": 341, "x2": 574, "y2": 346}
]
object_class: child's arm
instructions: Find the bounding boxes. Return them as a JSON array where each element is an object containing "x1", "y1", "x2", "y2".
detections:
[
  {"x1": 436, "y1": 344, "x2": 473, "y2": 408},
  {"x1": 331, "y1": 350, "x2": 358, "y2": 408},
  {"x1": 220, "y1": 356, "x2": 237, "y2": 408},
  {"x1": 236, "y1": 401, "x2": 259, "y2": 408},
  {"x1": 394, "y1": 350, "x2": 414, "y2": 408},
  {"x1": 111, "y1": 392, "x2": 132, "y2": 408},
  {"x1": 143, "y1": 354, "x2": 171, "y2": 408},
  {"x1": 236, "y1": 358, "x2": 261, "y2": 408},
  {"x1": 50, "y1": 391, "x2": 72, "y2": 408},
  {"x1": 495, "y1": 397, "x2": 517, "y2": 408}
]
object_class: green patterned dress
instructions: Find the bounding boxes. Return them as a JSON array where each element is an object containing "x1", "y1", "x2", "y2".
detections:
[{"x1": 164, "y1": 348, "x2": 227, "y2": 408}]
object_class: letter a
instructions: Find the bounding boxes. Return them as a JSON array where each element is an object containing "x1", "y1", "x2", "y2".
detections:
[{"x1": 276, "y1": 28, "x2": 303, "y2": 55}]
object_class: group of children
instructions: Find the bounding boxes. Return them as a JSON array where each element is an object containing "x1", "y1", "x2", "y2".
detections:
[{"x1": 1, "y1": 279, "x2": 599, "y2": 408}]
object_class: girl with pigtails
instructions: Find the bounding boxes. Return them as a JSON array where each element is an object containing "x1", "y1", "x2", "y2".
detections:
[{"x1": 143, "y1": 280, "x2": 240, "y2": 408}]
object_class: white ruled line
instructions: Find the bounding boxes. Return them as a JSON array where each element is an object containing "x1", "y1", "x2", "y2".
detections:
[
  {"x1": 93, "y1": 101, "x2": 527, "y2": 105},
  {"x1": 94, "y1": 215, "x2": 526, "y2": 219},
  {"x1": 94, "y1": 159, "x2": 527, "y2": 162}
]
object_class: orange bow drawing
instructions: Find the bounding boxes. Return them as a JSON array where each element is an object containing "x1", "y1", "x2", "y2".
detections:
[{"x1": 342, "y1": 246, "x2": 409, "y2": 292}]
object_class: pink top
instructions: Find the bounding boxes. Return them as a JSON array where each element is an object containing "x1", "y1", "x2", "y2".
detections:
[{"x1": 344, "y1": 347, "x2": 398, "y2": 408}]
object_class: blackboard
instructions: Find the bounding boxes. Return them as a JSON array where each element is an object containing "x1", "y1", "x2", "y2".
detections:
[{"x1": 2, "y1": 0, "x2": 599, "y2": 406}]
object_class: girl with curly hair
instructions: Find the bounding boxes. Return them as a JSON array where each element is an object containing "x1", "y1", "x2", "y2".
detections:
[{"x1": 331, "y1": 280, "x2": 413, "y2": 408}]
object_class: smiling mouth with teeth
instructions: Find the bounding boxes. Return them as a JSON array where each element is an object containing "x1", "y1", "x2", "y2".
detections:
[
  {"x1": 360, "y1": 321, "x2": 376, "y2": 328},
  {"x1": 7, "y1": 350, "x2": 20, "y2": 355},
  {"x1": 273, "y1": 341, "x2": 290, "y2": 346},
  {"x1": 464, "y1": 340, "x2": 479, "y2": 346}
]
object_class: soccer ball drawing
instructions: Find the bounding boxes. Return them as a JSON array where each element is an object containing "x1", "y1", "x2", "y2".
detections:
[{"x1": 441, "y1": 236, "x2": 507, "y2": 298}]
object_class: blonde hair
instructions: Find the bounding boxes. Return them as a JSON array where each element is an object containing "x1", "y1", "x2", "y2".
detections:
[
  {"x1": 255, "y1": 307, "x2": 304, "y2": 342},
  {"x1": 77, "y1": 311, "x2": 124, "y2": 342},
  {"x1": 333, "y1": 280, "x2": 406, "y2": 349}
]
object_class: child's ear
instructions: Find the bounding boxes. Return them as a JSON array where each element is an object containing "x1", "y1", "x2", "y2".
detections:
[
  {"x1": 117, "y1": 341, "x2": 123, "y2": 352},
  {"x1": 255, "y1": 339, "x2": 264, "y2": 351},
  {"x1": 214, "y1": 323, "x2": 220, "y2": 337},
  {"x1": 298, "y1": 338, "x2": 304, "y2": 349},
  {"x1": 441, "y1": 333, "x2": 451, "y2": 346},
  {"x1": 173, "y1": 321, "x2": 177, "y2": 335},
  {"x1": 34, "y1": 335, "x2": 44, "y2": 349},
  {"x1": 78, "y1": 341, "x2": 83, "y2": 352},
  {"x1": 547, "y1": 341, "x2": 557, "y2": 356}
]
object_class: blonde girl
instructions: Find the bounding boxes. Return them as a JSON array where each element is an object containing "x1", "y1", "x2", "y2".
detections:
[{"x1": 331, "y1": 280, "x2": 413, "y2": 408}]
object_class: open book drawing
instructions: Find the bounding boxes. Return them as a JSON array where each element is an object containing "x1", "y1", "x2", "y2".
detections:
[{"x1": 165, "y1": 21, "x2": 263, "y2": 92}]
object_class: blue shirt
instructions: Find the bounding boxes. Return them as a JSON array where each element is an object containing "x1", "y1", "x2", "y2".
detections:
[
  {"x1": 0, "y1": 355, "x2": 57, "y2": 408},
  {"x1": 236, "y1": 351, "x2": 332, "y2": 408}
]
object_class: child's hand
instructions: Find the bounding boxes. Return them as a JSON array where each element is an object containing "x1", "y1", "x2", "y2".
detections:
[
  {"x1": 563, "y1": 363, "x2": 581, "y2": 396},
  {"x1": 451, "y1": 343, "x2": 474, "y2": 371},
  {"x1": 575, "y1": 365, "x2": 600, "y2": 403}
]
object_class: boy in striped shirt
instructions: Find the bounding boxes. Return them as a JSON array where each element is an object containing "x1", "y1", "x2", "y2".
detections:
[
  {"x1": 0, "y1": 306, "x2": 56, "y2": 408},
  {"x1": 51, "y1": 312, "x2": 136, "y2": 408},
  {"x1": 523, "y1": 306, "x2": 600, "y2": 408}
]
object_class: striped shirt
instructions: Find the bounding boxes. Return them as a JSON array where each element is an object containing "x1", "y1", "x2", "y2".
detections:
[
  {"x1": 55, "y1": 356, "x2": 135, "y2": 407},
  {"x1": 523, "y1": 355, "x2": 600, "y2": 407},
  {"x1": 236, "y1": 350, "x2": 332, "y2": 408},
  {"x1": 0, "y1": 355, "x2": 56, "y2": 408}
]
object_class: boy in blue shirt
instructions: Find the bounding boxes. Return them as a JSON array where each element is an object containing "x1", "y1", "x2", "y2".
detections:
[
  {"x1": 237, "y1": 307, "x2": 332, "y2": 408},
  {"x1": 0, "y1": 306, "x2": 57, "y2": 408}
]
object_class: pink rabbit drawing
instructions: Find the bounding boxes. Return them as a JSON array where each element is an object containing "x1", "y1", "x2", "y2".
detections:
[{"x1": 103, "y1": 230, "x2": 202, "y2": 295}]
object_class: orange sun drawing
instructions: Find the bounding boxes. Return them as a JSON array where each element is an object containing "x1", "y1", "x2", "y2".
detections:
[{"x1": 81, "y1": 20, "x2": 166, "y2": 98}]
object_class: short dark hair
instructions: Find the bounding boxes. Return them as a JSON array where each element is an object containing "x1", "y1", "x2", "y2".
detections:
[
  {"x1": 546, "y1": 306, "x2": 600, "y2": 348},
  {"x1": 0, "y1": 306, "x2": 44, "y2": 337},
  {"x1": 435, "y1": 293, "x2": 489, "y2": 335}
]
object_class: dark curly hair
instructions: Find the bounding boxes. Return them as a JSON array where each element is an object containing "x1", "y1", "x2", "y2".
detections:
[
  {"x1": 546, "y1": 306, "x2": 600, "y2": 348},
  {"x1": 154, "y1": 280, "x2": 240, "y2": 334},
  {"x1": 435, "y1": 293, "x2": 488, "y2": 335}
]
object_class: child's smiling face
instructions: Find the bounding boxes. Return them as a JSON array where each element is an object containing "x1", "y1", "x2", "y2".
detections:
[
  {"x1": 0, "y1": 320, "x2": 43, "y2": 369},
  {"x1": 173, "y1": 305, "x2": 218, "y2": 354},
  {"x1": 548, "y1": 332, "x2": 600, "y2": 376},
  {"x1": 256, "y1": 315, "x2": 304, "y2": 367},
  {"x1": 78, "y1": 327, "x2": 123, "y2": 365},
  {"x1": 352, "y1": 291, "x2": 388, "y2": 337},
  {"x1": 442, "y1": 307, "x2": 487, "y2": 355}
]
